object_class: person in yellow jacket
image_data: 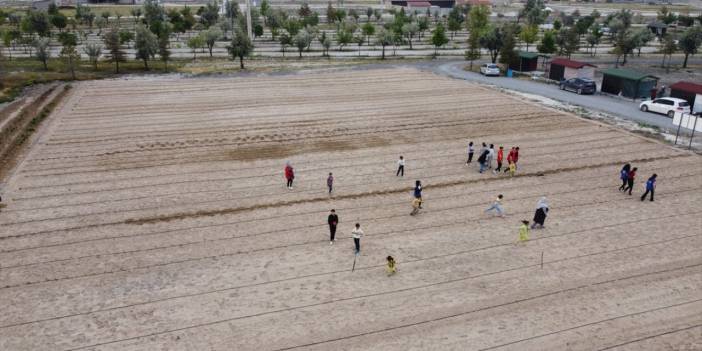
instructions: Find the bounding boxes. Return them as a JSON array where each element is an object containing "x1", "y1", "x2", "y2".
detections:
[
  {"x1": 386, "y1": 256, "x2": 397, "y2": 276},
  {"x1": 410, "y1": 197, "x2": 422, "y2": 216},
  {"x1": 518, "y1": 220, "x2": 530, "y2": 243}
]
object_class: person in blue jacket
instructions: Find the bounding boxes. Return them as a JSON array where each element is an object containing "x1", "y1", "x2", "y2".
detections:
[
  {"x1": 414, "y1": 180, "x2": 423, "y2": 209},
  {"x1": 641, "y1": 174, "x2": 657, "y2": 202},
  {"x1": 618, "y1": 163, "x2": 630, "y2": 191}
]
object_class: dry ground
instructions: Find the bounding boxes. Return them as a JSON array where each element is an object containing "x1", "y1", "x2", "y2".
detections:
[{"x1": 0, "y1": 68, "x2": 701, "y2": 351}]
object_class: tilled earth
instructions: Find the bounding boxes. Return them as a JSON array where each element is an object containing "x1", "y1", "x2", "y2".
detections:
[{"x1": 0, "y1": 68, "x2": 701, "y2": 351}]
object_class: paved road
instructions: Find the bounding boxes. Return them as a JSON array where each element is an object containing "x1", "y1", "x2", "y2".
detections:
[{"x1": 431, "y1": 61, "x2": 688, "y2": 134}]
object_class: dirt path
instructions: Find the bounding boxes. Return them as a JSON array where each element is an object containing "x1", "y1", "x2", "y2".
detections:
[{"x1": 0, "y1": 68, "x2": 700, "y2": 351}]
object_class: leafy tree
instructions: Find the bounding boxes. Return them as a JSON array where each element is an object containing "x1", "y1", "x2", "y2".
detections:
[
  {"x1": 586, "y1": 24, "x2": 602, "y2": 56},
  {"x1": 349, "y1": 9, "x2": 359, "y2": 22},
  {"x1": 302, "y1": 12, "x2": 319, "y2": 27},
  {"x1": 375, "y1": 27, "x2": 393, "y2": 59},
  {"x1": 299, "y1": 3, "x2": 312, "y2": 17},
  {"x1": 101, "y1": 11, "x2": 110, "y2": 24},
  {"x1": 326, "y1": 2, "x2": 336, "y2": 24},
  {"x1": 679, "y1": 25, "x2": 702, "y2": 68},
  {"x1": 556, "y1": 27, "x2": 579, "y2": 58},
  {"x1": 34, "y1": 37, "x2": 50, "y2": 70},
  {"x1": 135, "y1": 25, "x2": 158, "y2": 70},
  {"x1": 575, "y1": 16, "x2": 594, "y2": 38},
  {"x1": 366, "y1": 7, "x2": 373, "y2": 22},
  {"x1": 353, "y1": 34, "x2": 364, "y2": 56},
  {"x1": 447, "y1": 17, "x2": 461, "y2": 40},
  {"x1": 552, "y1": 19, "x2": 561, "y2": 31},
  {"x1": 632, "y1": 27, "x2": 654, "y2": 56},
  {"x1": 612, "y1": 29, "x2": 637, "y2": 66},
  {"x1": 61, "y1": 39, "x2": 80, "y2": 79},
  {"x1": 119, "y1": 30, "x2": 134, "y2": 48},
  {"x1": 187, "y1": 34, "x2": 204, "y2": 59},
  {"x1": 94, "y1": 17, "x2": 107, "y2": 35},
  {"x1": 50, "y1": 12, "x2": 67, "y2": 32},
  {"x1": 537, "y1": 29, "x2": 556, "y2": 55},
  {"x1": 336, "y1": 29, "x2": 352, "y2": 51},
  {"x1": 260, "y1": 0, "x2": 270, "y2": 20},
  {"x1": 181, "y1": 6, "x2": 196, "y2": 31},
  {"x1": 57, "y1": 31, "x2": 77, "y2": 46},
  {"x1": 83, "y1": 43, "x2": 102, "y2": 70},
  {"x1": 464, "y1": 5, "x2": 490, "y2": 68},
  {"x1": 374, "y1": 9, "x2": 382, "y2": 22},
  {"x1": 520, "y1": 0, "x2": 546, "y2": 26},
  {"x1": 284, "y1": 18, "x2": 301, "y2": 36},
  {"x1": 224, "y1": 0, "x2": 239, "y2": 29},
  {"x1": 417, "y1": 16, "x2": 429, "y2": 39},
  {"x1": 204, "y1": 27, "x2": 222, "y2": 57},
  {"x1": 318, "y1": 31, "x2": 329, "y2": 56},
  {"x1": 227, "y1": 28, "x2": 253, "y2": 69},
  {"x1": 200, "y1": 0, "x2": 220, "y2": 28},
  {"x1": 143, "y1": 0, "x2": 165, "y2": 28},
  {"x1": 499, "y1": 24, "x2": 518, "y2": 68},
  {"x1": 661, "y1": 34, "x2": 676, "y2": 72},
  {"x1": 130, "y1": 7, "x2": 142, "y2": 25},
  {"x1": 657, "y1": 6, "x2": 677, "y2": 25},
  {"x1": 76, "y1": 4, "x2": 95, "y2": 27},
  {"x1": 267, "y1": 9, "x2": 285, "y2": 40},
  {"x1": 48, "y1": 3, "x2": 59, "y2": 15},
  {"x1": 361, "y1": 22, "x2": 375, "y2": 45},
  {"x1": 279, "y1": 31, "x2": 292, "y2": 57},
  {"x1": 293, "y1": 29, "x2": 311, "y2": 58},
  {"x1": 253, "y1": 24, "x2": 263, "y2": 39},
  {"x1": 519, "y1": 25, "x2": 538, "y2": 52},
  {"x1": 480, "y1": 26, "x2": 503, "y2": 63},
  {"x1": 402, "y1": 22, "x2": 418, "y2": 49},
  {"x1": 22, "y1": 10, "x2": 51, "y2": 37},
  {"x1": 431, "y1": 23, "x2": 449, "y2": 57},
  {"x1": 158, "y1": 23, "x2": 172, "y2": 72}
]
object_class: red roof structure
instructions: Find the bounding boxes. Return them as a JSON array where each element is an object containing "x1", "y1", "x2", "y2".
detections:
[
  {"x1": 670, "y1": 81, "x2": 702, "y2": 95},
  {"x1": 550, "y1": 57, "x2": 596, "y2": 69},
  {"x1": 456, "y1": 0, "x2": 492, "y2": 5},
  {"x1": 406, "y1": 0, "x2": 431, "y2": 6}
]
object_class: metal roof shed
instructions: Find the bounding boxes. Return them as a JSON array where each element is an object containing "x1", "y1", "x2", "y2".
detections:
[
  {"x1": 548, "y1": 58, "x2": 596, "y2": 81},
  {"x1": 601, "y1": 68, "x2": 659, "y2": 99},
  {"x1": 509, "y1": 52, "x2": 540, "y2": 72},
  {"x1": 670, "y1": 81, "x2": 702, "y2": 114}
]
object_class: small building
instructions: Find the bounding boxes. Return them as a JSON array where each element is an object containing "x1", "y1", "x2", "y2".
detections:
[
  {"x1": 601, "y1": 68, "x2": 659, "y2": 99},
  {"x1": 548, "y1": 57, "x2": 596, "y2": 81},
  {"x1": 509, "y1": 51, "x2": 539, "y2": 72},
  {"x1": 670, "y1": 81, "x2": 702, "y2": 114},
  {"x1": 647, "y1": 21, "x2": 668, "y2": 37}
]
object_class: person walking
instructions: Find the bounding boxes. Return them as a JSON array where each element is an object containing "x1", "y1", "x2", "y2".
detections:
[
  {"x1": 619, "y1": 164, "x2": 631, "y2": 192},
  {"x1": 466, "y1": 141, "x2": 475, "y2": 164},
  {"x1": 352, "y1": 223, "x2": 363, "y2": 255},
  {"x1": 513, "y1": 147, "x2": 520, "y2": 169},
  {"x1": 487, "y1": 144, "x2": 495, "y2": 169},
  {"x1": 531, "y1": 197, "x2": 549, "y2": 229},
  {"x1": 386, "y1": 256, "x2": 397, "y2": 276},
  {"x1": 518, "y1": 220, "x2": 530, "y2": 243},
  {"x1": 477, "y1": 148, "x2": 490, "y2": 173},
  {"x1": 328, "y1": 209, "x2": 339, "y2": 244},
  {"x1": 494, "y1": 146, "x2": 504, "y2": 173},
  {"x1": 284, "y1": 162, "x2": 295, "y2": 189},
  {"x1": 504, "y1": 147, "x2": 516, "y2": 173},
  {"x1": 624, "y1": 167, "x2": 637, "y2": 195},
  {"x1": 396, "y1": 156, "x2": 405, "y2": 177},
  {"x1": 413, "y1": 180, "x2": 423, "y2": 208},
  {"x1": 641, "y1": 174, "x2": 657, "y2": 202},
  {"x1": 327, "y1": 172, "x2": 334, "y2": 194},
  {"x1": 485, "y1": 194, "x2": 505, "y2": 217}
]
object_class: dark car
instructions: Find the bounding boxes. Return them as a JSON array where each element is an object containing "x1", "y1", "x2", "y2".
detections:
[{"x1": 559, "y1": 78, "x2": 597, "y2": 95}]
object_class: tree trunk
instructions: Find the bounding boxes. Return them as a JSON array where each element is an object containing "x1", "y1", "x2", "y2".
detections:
[
  {"x1": 164, "y1": 60, "x2": 168, "y2": 73},
  {"x1": 661, "y1": 53, "x2": 666, "y2": 67},
  {"x1": 115, "y1": 60, "x2": 119, "y2": 73},
  {"x1": 683, "y1": 53, "x2": 689, "y2": 68},
  {"x1": 239, "y1": 55, "x2": 244, "y2": 69},
  {"x1": 408, "y1": 37, "x2": 412, "y2": 50},
  {"x1": 299, "y1": 49, "x2": 302, "y2": 58},
  {"x1": 42, "y1": 59, "x2": 48, "y2": 70},
  {"x1": 381, "y1": 45, "x2": 385, "y2": 59},
  {"x1": 143, "y1": 58, "x2": 149, "y2": 70},
  {"x1": 209, "y1": 46, "x2": 213, "y2": 57}
]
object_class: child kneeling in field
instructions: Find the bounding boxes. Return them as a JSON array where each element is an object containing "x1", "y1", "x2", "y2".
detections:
[
  {"x1": 508, "y1": 161, "x2": 516, "y2": 177},
  {"x1": 410, "y1": 197, "x2": 422, "y2": 216},
  {"x1": 386, "y1": 256, "x2": 397, "y2": 276}
]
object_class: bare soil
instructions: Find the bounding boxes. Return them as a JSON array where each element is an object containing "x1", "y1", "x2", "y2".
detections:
[{"x1": 0, "y1": 68, "x2": 700, "y2": 351}]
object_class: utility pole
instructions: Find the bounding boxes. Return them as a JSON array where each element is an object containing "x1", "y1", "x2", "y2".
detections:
[{"x1": 245, "y1": 0, "x2": 253, "y2": 40}]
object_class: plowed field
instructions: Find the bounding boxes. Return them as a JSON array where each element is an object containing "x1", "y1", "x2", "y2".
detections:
[{"x1": 1, "y1": 68, "x2": 701, "y2": 351}]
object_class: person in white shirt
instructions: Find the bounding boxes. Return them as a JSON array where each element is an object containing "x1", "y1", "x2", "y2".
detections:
[
  {"x1": 485, "y1": 194, "x2": 505, "y2": 217},
  {"x1": 396, "y1": 156, "x2": 405, "y2": 177},
  {"x1": 352, "y1": 223, "x2": 364, "y2": 255}
]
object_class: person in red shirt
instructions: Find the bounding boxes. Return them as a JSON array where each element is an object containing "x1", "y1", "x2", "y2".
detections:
[
  {"x1": 624, "y1": 167, "x2": 637, "y2": 195},
  {"x1": 494, "y1": 146, "x2": 504, "y2": 173},
  {"x1": 284, "y1": 162, "x2": 295, "y2": 189},
  {"x1": 504, "y1": 147, "x2": 515, "y2": 173},
  {"x1": 513, "y1": 147, "x2": 520, "y2": 168}
]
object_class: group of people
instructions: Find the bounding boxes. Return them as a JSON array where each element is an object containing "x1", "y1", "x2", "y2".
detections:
[
  {"x1": 618, "y1": 163, "x2": 657, "y2": 201},
  {"x1": 467, "y1": 142, "x2": 519, "y2": 177}
]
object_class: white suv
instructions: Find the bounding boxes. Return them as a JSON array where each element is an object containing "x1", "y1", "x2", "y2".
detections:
[{"x1": 639, "y1": 97, "x2": 691, "y2": 118}]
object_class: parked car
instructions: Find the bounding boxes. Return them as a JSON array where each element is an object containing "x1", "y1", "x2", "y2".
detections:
[
  {"x1": 480, "y1": 63, "x2": 501, "y2": 76},
  {"x1": 559, "y1": 78, "x2": 597, "y2": 95},
  {"x1": 639, "y1": 98, "x2": 691, "y2": 118}
]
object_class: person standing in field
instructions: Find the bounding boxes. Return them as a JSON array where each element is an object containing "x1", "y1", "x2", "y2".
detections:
[
  {"x1": 396, "y1": 156, "x2": 405, "y2": 177},
  {"x1": 531, "y1": 197, "x2": 549, "y2": 229},
  {"x1": 328, "y1": 209, "x2": 339, "y2": 245},
  {"x1": 352, "y1": 223, "x2": 363, "y2": 255},
  {"x1": 386, "y1": 256, "x2": 397, "y2": 276},
  {"x1": 466, "y1": 141, "x2": 475, "y2": 164},
  {"x1": 641, "y1": 174, "x2": 657, "y2": 202},
  {"x1": 619, "y1": 164, "x2": 631, "y2": 192},
  {"x1": 485, "y1": 194, "x2": 505, "y2": 217},
  {"x1": 477, "y1": 148, "x2": 490, "y2": 173},
  {"x1": 624, "y1": 167, "x2": 637, "y2": 195},
  {"x1": 494, "y1": 146, "x2": 504, "y2": 173},
  {"x1": 327, "y1": 172, "x2": 334, "y2": 194},
  {"x1": 414, "y1": 180, "x2": 423, "y2": 208},
  {"x1": 487, "y1": 144, "x2": 495, "y2": 169},
  {"x1": 518, "y1": 220, "x2": 530, "y2": 243},
  {"x1": 504, "y1": 147, "x2": 516, "y2": 173},
  {"x1": 513, "y1": 147, "x2": 520, "y2": 169},
  {"x1": 284, "y1": 162, "x2": 295, "y2": 189}
]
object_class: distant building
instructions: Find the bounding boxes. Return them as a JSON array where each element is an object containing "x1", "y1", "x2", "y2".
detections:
[
  {"x1": 547, "y1": 57, "x2": 596, "y2": 81},
  {"x1": 647, "y1": 22, "x2": 668, "y2": 37},
  {"x1": 601, "y1": 68, "x2": 659, "y2": 100}
]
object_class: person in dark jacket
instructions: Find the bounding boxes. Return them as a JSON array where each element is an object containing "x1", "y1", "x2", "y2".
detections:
[
  {"x1": 414, "y1": 180, "x2": 423, "y2": 208},
  {"x1": 641, "y1": 174, "x2": 657, "y2": 202},
  {"x1": 284, "y1": 162, "x2": 295, "y2": 189},
  {"x1": 619, "y1": 164, "x2": 631, "y2": 191},
  {"x1": 477, "y1": 148, "x2": 490, "y2": 173},
  {"x1": 327, "y1": 172, "x2": 334, "y2": 194},
  {"x1": 328, "y1": 209, "x2": 339, "y2": 244},
  {"x1": 624, "y1": 167, "x2": 637, "y2": 195},
  {"x1": 531, "y1": 197, "x2": 549, "y2": 229}
]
